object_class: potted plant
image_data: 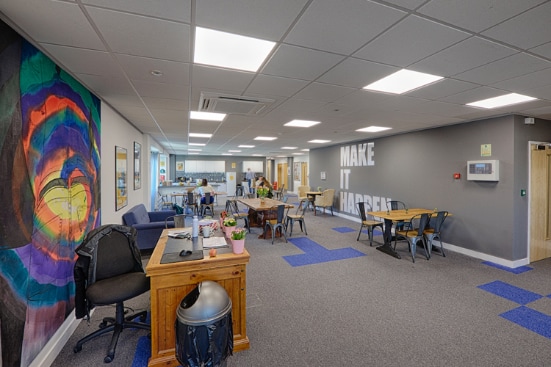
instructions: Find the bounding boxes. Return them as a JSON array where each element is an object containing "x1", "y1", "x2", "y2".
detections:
[
  {"x1": 257, "y1": 187, "x2": 270, "y2": 203},
  {"x1": 223, "y1": 217, "x2": 237, "y2": 238},
  {"x1": 230, "y1": 227, "x2": 247, "y2": 254}
]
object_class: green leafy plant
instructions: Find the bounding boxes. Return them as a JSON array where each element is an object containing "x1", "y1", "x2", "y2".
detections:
[
  {"x1": 223, "y1": 217, "x2": 237, "y2": 227},
  {"x1": 230, "y1": 228, "x2": 247, "y2": 240},
  {"x1": 257, "y1": 187, "x2": 270, "y2": 198}
]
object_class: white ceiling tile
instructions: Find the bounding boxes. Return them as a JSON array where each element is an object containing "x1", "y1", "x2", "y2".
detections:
[
  {"x1": 262, "y1": 44, "x2": 344, "y2": 81},
  {"x1": 530, "y1": 42, "x2": 551, "y2": 59},
  {"x1": 41, "y1": 45, "x2": 119, "y2": 77},
  {"x1": 195, "y1": 0, "x2": 309, "y2": 41},
  {"x1": 418, "y1": 0, "x2": 547, "y2": 33},
  {"x1": 1, "y1": 0, "x2": 105, "y2": 50},
  {"x1": 492, "y1": 68, "x2": 551, "y2": 94},
  {"x1": 246, "y1": 75, "x2": 309, "y2": 97},
  {"x1": 454, "y1": 53, "x2": 551, "y2": 85},
  {"x1": 482, "y1": 2, "x2": 551, "y2": 49},
  {"x1": 382, "y1": 0, "x2": 427, "y2": 10},
  {"x1": 411, "y1": 37, "x2": 517, "y2": 77},
  {"x1": 133, "y1": 79, "x2": 190, "y2": 100},
  {"x1": 438, "y1": 86, "x2": 511, "y2": 105},
  {"x1": 86, "y1": 7, "x2": 190, "y2": 62},
  {"x1": 192, "y1": 65, "x2": 255, "y2": 92},
  {"x1": 83, "y1": 0, "x2": 192, "y2": 23},
  {"x1": 317, "y1": 58, "x2": 398, "y2": 88},
  {"x1": 284, "y1": 0, "x2": 406, "y2": 55},
  {"x1": 75, "y1": 73, "x2": 135, "y2": 96},
  {"x1": 293, "y1": 83, "x2": 356, "y2": 103},
  {"x1": 354, "y1": 15, "x2": 470, "y2": 67},
  {"x1": 406, "y1": 78, "x2": 478, "y2": 100},
  {"x1": 116, "y1": 54, "x2": 190, "y2": 84}
]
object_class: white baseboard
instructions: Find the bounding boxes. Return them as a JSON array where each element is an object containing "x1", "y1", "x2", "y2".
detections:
[
  {"x1": 333, "y1": 211, "x2": 530, "y2": 268},
  {"x1": 29, "y1": 310, "x2": 82, "y2": 367}
]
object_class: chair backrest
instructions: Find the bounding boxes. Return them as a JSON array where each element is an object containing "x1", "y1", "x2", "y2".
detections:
[
  {"x1": 433, "y1": 211, "x2": 448, "y2": 232},
  {"x1": 317, "y1": 189, "x2": 335, "y2": 206},
  {"x1": 410, "y1": 213, "x2": 430, "y2": 236},
  {"x1": 281, "y1": 194, "x2": 289, "y2": 203},
  {"x1": 357, "y1": 202, "x2": 367, "y2": 221},
  {"x1": 276, "y1": 205, "x2": 286, "y2": 223},
  {"x1": 203, "y1": 192, "x2": 211, "y2": 204},
  {"x1": 186, "y1": 191, "x2": 195, "y2": 204},
  {"x1": 87, "y1": 226, "x2": 143, "y2": 281},
  {"x1": 295, "y1": 199, "x2": 308, "y2": 216},
  {"x1": 297, "y1": 185, "x2": 310, "y2": 197},
  {"x1": 388, "y1": 200, "x2": 407, "y2": 210}
]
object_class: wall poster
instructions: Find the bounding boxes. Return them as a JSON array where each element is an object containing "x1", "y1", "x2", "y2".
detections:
[
  {"x1": 294, "y1": 162, "x2": 301, "y2": 181},
  {"x1": 116, "y1": 146, "x2": 128, "y2": 211},
  {"x1": 134, "y1": 142, "x2": 141, "y2": 190}
]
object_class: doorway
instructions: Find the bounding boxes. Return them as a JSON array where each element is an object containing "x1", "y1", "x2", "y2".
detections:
[
  {"x1": 277, "y1": 163, "x2": 288, "y2": 191},
  {"x1": 529, "y1": 142, "x2": 551, "y2": 262}
]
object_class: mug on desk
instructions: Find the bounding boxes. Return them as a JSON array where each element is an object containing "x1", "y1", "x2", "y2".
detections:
[{"x1": 202, "y1": 226, "x2": 211, "y2": 238}]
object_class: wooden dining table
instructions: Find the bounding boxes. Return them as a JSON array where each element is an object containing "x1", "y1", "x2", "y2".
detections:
[
  {"x1": 305, "y1": 191, "x2": 322, "y2": 214},
  {"x1": 237, "y1": 198, "x2": 294, "y2": 238},
  {"x1": 367, "y1": 208, "x2": 438, "y2": 259}
]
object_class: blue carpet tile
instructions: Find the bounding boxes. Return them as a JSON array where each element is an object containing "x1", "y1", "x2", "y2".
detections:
[
  {"x1": 482, "y1": 261, "x2": 533, "y2": 274},
  {"x1": 284, "y1": 237, "x2": 365, "y2": 267},
  {"x1": 500, "y1": 306, "x2": 551, "y2": 339},
  {"x1": 131, "y1": 336, "x2": 151, "y2": 367},
  {"x1": 478, "y1": 280, "x2": 542, "y2": 305},
  {"x1": 332, "y1": 226, "x2": 356, "y2": 233}
]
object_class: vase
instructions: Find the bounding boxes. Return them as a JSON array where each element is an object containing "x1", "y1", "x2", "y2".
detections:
[
  {"x1": 225, "y1": 226, "x2": 236, "y2": 238},
  {"x1": 260, "y1": 197, "x2": 266, "y2": 204},
  {"x1": 231, "y1": 239, "x2": 245, "y2": 254}
]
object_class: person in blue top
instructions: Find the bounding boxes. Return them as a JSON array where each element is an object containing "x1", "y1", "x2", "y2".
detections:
[
  {"x1": 197, "y1": 178, "x2": 215, "y2": 204},
  {"x1": 245, "y1": 168, "x2": 255, "y2": 193}
]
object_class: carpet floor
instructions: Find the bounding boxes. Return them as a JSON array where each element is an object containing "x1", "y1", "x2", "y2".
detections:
[{"x1": 52, "y1": 198, "x2": 551, "y2": 367}]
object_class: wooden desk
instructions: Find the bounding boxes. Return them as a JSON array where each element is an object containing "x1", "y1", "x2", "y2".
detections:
[
  {"x1": 146, "y1": 229, "x2": 250, "y2": 367},
  {"x1": 367, "y1": 208, "x2": 436, "y2": 259}
]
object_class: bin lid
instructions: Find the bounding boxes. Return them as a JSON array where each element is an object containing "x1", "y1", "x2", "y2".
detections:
[{"x1": 176, "y1": 280, "x2": 232, "y2": 326}]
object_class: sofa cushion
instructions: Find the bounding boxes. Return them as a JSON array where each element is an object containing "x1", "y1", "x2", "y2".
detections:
[{"x1": 122, "y1": 204, "x2": 151, "y2": 226}]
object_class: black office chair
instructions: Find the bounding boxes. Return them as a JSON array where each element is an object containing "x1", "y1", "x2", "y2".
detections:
[
  {"x1": 184, "y1": 191, "x2": 198, "y2": 217},
  {"x1": 394, "y1": 213, "x2": 430, "y2": 263},
  {"x1": 73, "y1": 225, "x2": 150, "y2": 363},
  {"x1": 285, "y1": 199, "x2": 308, "y2": 237},
  {"x1": 356, "y1": 202, "x2": 384, "y2": 246},
  {"x1": 264, "y1": 205, "x2": 288, "y2": 244},
  {"x1": 423, "y1": 211, "x2": 449, "y2": 258}
]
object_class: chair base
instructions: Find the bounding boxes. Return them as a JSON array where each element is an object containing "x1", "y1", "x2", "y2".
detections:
[{"x1": 74, "y1": 302, "x2": 150, "y2": 363}]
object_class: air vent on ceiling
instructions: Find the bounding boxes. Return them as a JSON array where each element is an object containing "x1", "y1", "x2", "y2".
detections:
[{"x1": 198, "y1": 92, "x2": 274, "y2": 116}]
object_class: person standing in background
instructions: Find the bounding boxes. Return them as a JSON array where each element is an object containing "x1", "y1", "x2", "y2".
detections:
[{"x1": 245, "y1": 168, "x2": 255, "y2": 193}]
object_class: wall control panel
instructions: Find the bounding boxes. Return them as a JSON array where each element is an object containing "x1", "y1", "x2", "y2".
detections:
[{"x1": 467, "y1": 160, "x2": 499, "y2": 181}]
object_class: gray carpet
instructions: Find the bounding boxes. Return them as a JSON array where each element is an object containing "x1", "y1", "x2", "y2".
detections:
[{"x1": 52, "y1": 199, "x2": 551, "y2": 367}]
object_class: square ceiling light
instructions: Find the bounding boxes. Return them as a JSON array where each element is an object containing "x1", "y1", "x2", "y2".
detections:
[
  {"x1": 254, "y1": 136, "x2": 277, "y2": 141},
  {"x1": 190, "y1": 111, "x2": 226, "y2": 121},
  {"x1": 189, "y1": 133, "x2": 212, "y2": 138},
  {"x1": 195, "y1": 27, "x2": 276, "y2": 72},
  {"x1": 239, "y1": 145, "x2": 255, "y2": 148},
  {"x1": 308, "y1": 139, "x2": 331, "y2": 143},
  {"x1": 466, "y1": 93, "x2": 537, "y2": 109},
  {"x1": 284, "y1": 119, "x2": 321, "y2": 127},
  {"x1": 189, "y1": 143, "x2": 206, "y2": 146},
  {"x1": 363, "y1": 69, "x2": 443, "y2": 94},
  {"x1": 356, "y1": 126, "x2": 392, "y2": 133}
]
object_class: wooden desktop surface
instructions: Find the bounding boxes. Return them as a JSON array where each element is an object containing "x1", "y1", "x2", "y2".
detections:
[{"x1": 146, "y1": 229, "x2": 250, "y2": 367}]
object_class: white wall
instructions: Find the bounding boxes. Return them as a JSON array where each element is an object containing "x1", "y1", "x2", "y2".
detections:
[{"x1": 100, "y1": 104, "x2": 146, "y2": 224}]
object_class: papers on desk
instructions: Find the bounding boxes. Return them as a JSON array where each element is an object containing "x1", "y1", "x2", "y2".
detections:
[
  {"x1": 168, "y1": 230, "x2": 190, "y2": 239},
  {"x1": 202, "y1": 236, "x2": 229, "y2": 249}
]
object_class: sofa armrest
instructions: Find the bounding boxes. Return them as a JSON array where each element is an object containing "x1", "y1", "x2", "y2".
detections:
[
  {"x1": 149, "y1": 210, "x2": 176, "y2": 222},
  {"x1": 132, "y1": 222, "x2": 169, "y2": 231}
]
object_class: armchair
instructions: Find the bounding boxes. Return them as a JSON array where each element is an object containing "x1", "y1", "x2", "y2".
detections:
[
  {"x1": 122, "y1": 204, "x2": 176, "y2": 250},
  {"x1": 314, "y1": 189, "x2": 335, "y2": 215}
]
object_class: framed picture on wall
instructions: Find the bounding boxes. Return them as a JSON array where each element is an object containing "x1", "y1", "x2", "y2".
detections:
[
  {"x1": 134, "y1": 142, "x2": 141, "y2": 190},
  {"x1": 116, "y1": 146, "x2": 128, "y2": 211},
  {"x1": 294, "y1": 162, "x2": 301, "y2": 181},
  {"x1": 176, "y1": 161, "x2": 184, "y2": 171}
]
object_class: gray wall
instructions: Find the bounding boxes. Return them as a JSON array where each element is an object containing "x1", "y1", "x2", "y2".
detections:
[{"x1": 309, "y1": 115, "x2": 551, "y2": 261}]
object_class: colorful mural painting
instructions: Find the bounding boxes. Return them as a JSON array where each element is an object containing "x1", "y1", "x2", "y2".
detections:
[{"x1": 0, "y1": 21, "x2": 100, "y2": 366}]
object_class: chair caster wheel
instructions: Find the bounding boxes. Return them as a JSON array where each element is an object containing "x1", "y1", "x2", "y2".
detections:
[
  {"x1": 104, "y1": 355, "x2": 113, "y2": 363},
  {"x1": 73, "y1": 345, "x2": 82, "y2": 353},
  {"x1": 99, "y1": 321, "x2": 108, "y2": 328},
  {"x1": 139, "y1": 314, "x2": 147, "y2": 322}
]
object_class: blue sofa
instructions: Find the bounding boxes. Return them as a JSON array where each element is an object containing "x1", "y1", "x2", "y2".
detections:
[{"x1": 122, "y1": 204, "x2": 176, "y2": 250}]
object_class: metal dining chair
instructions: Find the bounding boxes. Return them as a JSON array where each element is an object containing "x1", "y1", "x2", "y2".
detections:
[
  {"x1": 264, "y1": 205, "x2": 288, "y2": 244},
  {"x1": 356, "y1": 202, "x2": 384, "y2": 246},
  {"x1": 394, "y1": 213, "x2": 431, "y2": 263},
  {"x1": 423, "y1": 211, "x2": 449, "y2": 258},
  {"x1": 285, "y1": 199, "x2": 308, "y2": 237}
]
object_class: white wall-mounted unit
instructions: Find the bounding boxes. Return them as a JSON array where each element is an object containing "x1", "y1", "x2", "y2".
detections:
[
  {"x1": 199, "y1": 92, "x2": 274, "y2": 116},
  {"x1": 467, "y1": 160, "x2": 499, "y2": 181}
]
